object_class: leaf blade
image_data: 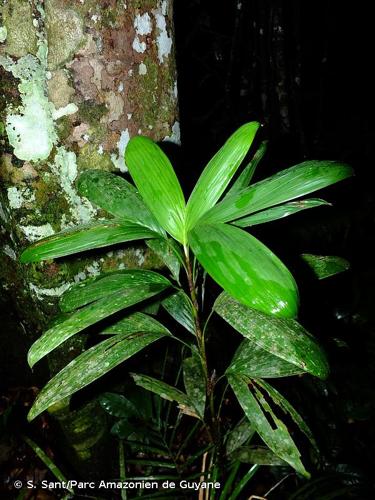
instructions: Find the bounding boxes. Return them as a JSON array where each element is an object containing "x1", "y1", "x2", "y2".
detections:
[
  {"x1": 233, "y1": 198, "x2": 331, "y2": 227},
  {"x1": 125, "y1": 136, "x2": 186, "y2": 242},
  {"x1": 101, "y1": 312, "x2": 171, "y2": 336},
  {"x1": 189, "y1": 223, "x2": 298, "y2": 318},
  {"x1": 216, "y1": 293, "x2": 329, "y2": 379},
  {"x1": 162, "y1": 290, "x2": 195, "y2": 335},
  {"x1": 78, "y1": 169, "x2": 164, "y2": 234},
  {"x1": 225, "y1": 140, "x2": 268, "y2": 197},
  {"x1": 20, "y1": 221, "x2": 157, "y2": 263},
  {"x1": 228, "y1": 373, "x2": 309, "y2": 477},
  {"x1": 301, "y1": 254, "x2": 350, "y2": 279},
  {"x1": 60, "y1": 270, "x2": 171, "y2": 312},
  {"x1": 28, "y1": 331, "x2": 166, "y2": 421},
  {"x1": 186, "y1": 122, "x2": 260, "y2": 230},
  {"x1": 130, "y1": 373, "x2": 199, "y2": 418},
  {"x1": 183, "y1": 355, "x2": 206, "y2": 418},
  {"x1": 227, "y1": 338, "x2": 305, "y2": 378},
  {"x1": 28, "y1": 283, "x2": 169, "y2": 367},
  {"x1": 146, "y1": 238, "x2": 183, "y2": 283},
  {"x1": 255, "y1": 379, "x2": 318, "y2": 452},
  {"x1": 203, "y1": 161, "x2": 353, "y2": 224}
]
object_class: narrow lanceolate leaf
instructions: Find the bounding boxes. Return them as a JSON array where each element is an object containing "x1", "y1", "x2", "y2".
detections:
[
  {"x1": 125, "y1": 136, "x2": 186, "y2": 243},
  {"x1": 255, "y1": 379, "x2": 318, "y2": 452},
  {"x1": 189, "y1": 223, "x2": 298, "y2": 318},
  {"x1": 216, "y1": 293, "x2": 329, "y2": 379},
  {"x1": 130, "y1": 373, "x2": 199, "y2": 418},
  {"x1": 301, "y1": 254, "x2": 350, "y2": 279},
  {"x1": 226, "y1": 140, "x2": 268, "y2": 197},
  {"x1": 23, "y1": 436, "x2": 72, "y2": 490},
  {"x1": 28, "y1": 331, "x2": 166, "y2": 421},
  {"x1": 233, "y1": 198, "x2": 330, "y2": 228},
  {"x1": 186, "y1": 122, "x2": 260, "y2": 230},
  {"x1": 101, "y1": 312, "x2": 171, "y2": 336},
  {"x1": 146, "y1": 238, "x2": 184, "y2": 283},
  {"x1": 228, "y1": 373, "x2": 309, "y2": 477},
  {"x1": 231, "y1": 446, "x2": 287, "y2": 466},
  {"x1": 202, "y1": 161, "x2": 353, "y2": 225},
  {"x1": 20, "y1": 221, "x2": 157, "y2": 263},
  {"x1": 60, "y1": 270, "x2": 171, "y2": 312},
  {"x1": 227, "y1": 338, "x2": 304, "y2": 378},
  {"x1": 162, "y1": 291, "x2": 195, "y2": 335},
  {"x1": 183, "y1": 355, "x2": 206, "y2": 418},
  {"x1": 99, "y1": 392, "x2": 140, "y2": 418},
  {"x1": 226, "y1": 418, "x2": 255, "y2": 456},
  {"x1": 78, "y1": 169, "x2": 164, "y2": 235},
  {"x1": 28, "y1": 284, "x2": 169, "y2": 367}
]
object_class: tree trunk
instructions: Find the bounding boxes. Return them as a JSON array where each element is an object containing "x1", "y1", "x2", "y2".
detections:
[{"x1": 0, "y1": 0, "x2": 178, "y2": 478}]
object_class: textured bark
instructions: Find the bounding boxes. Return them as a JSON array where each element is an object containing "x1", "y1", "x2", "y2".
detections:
[{"x1": 0, "y1": 0, "x2": 178, "y2": 476}]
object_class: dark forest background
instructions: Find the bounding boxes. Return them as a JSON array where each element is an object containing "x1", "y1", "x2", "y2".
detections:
[
  {"x1": 2, "y1": 1, "x2": 375, "y2": 498},
  {"x1": 174, "y1": 0, "x2": 375, "y2": 496}
]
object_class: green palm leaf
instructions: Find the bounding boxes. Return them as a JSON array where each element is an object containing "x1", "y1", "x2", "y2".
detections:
[
  {"x1": 186, "y1": 122, "x2": 260, "y2": 230},
  {"x1": 189, "y1": 223, "x2": 298, "y2": 318},
  {"x1": 20, "y1": 221, "x2": 157, "y2": 263},
  {"x1": 125, "y1": 136, "x2": 186, "y2": 242},
  {"x1": 202, "y1": 160, "x2": 353, "y2": 224}
]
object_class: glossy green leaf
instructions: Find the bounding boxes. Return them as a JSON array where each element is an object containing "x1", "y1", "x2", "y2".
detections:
[
  {"x1": 203, "y1": 161, "x2": 353, "y2": 224},
  {"x1": 130, "y1": 373, "x2": 199, "y2": 418},
  {"x1": 99, "y1": 392, "x2": 140, "y2": 418},
  {"x1": 226, "y1": 418, "x2": 255, "y2": 456},
  {"x1": 255, "y1": 379, "x2": 318, "y2": 452},
  {"x1": 186, "y1": 122, "x2": 260, "y2": 230},
  {"x1": 162, "y1": 290, "x2": 195, "y2": 335},
  {"x1": 228, "y1": 373, "x2": 309, "y2": 477},
  {"x1": 189, "y1": 223, "x2": 298, "y2": 318},
  {"x1": 233, "y1": 198, "x2": 330, "y2": 227},
  {"x1": 28, "y1": 283, "x2": 169, "y2": 367},
  {"x1": 227, "y1": 338, "x2": 304, "y2": 378},
  {"x1": 231, "y1": 445, "x2": 287, "y2": 466},
  {"x1": 28, "y1": 331, "x2": 166, "y2": 421},
  {"x1": 60, "y1": 270, "x2": 171, "y2": 312},
  {"x1": 183, "y1": 355, "x2": 206, "y2": 418},
  {"x1": 301, "y1": 253, "x2": 350, "y2": 279},
  {"x1": 125, "y1": 136, "x2": 186, "y2": 242},
  {"x1": 20, "y1": 221, "x2": 157, "y2": 263},
  {"x1": 101, "y1": 312, "x2": 171, "y2": 336},
  {"x1": 216, "y1": 293, "x2": 329, "y2": 379},
  {"x1": 78, "y1": 169, "x2": 164, "y2": 234},
  {"x1": 226, "y1": 140, "x2": 268, "y2": 197},
  {"x1": 146, "y1": 238, "x2": 184, "y2": 283}
]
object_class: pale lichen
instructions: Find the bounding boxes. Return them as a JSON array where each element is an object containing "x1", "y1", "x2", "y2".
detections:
[
  {"x1": 19, "y1": 223, "x2": 55, "y2": 242},
  {"x1": 0, "y1": 26, "x2": 7, "y2": 43},
  {"x1": 138, "y1": 62, "x2": 147, "y2": 75},
  {"x1": 29, "y1": 282, "x2": 72, "y2": 299},
  {"x1": 111, "y1": 129, "x2": 130, "y2": 173},
  {"x1": 0, "y1": 50, "x2": 78, "y2": 162},
  {"x1": 3, "y1": 244, "x2": 17, "y2": 261},
  {"x1": 50, "y1": 147, "x2": 97, "y2": 224},
  {"x1": 163, "y1": 121, "x2": 180, "y2": 145},
  {"x1": 134, "y1": 13, "x2": 152, "y2": 36},
  {"x1": 154, "y1": 2, "x2": 172, "y2": 64},
  {"x1": 7, "y1": 186, "x2": 35, "y2": 209},
  {"x1": 132, "y1": 36, "x2": 146, "y2": 54}
]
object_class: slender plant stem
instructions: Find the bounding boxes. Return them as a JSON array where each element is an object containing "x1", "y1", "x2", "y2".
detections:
[{"x1": 184, "y1": 245, "x2": 219, "y2": 452}]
